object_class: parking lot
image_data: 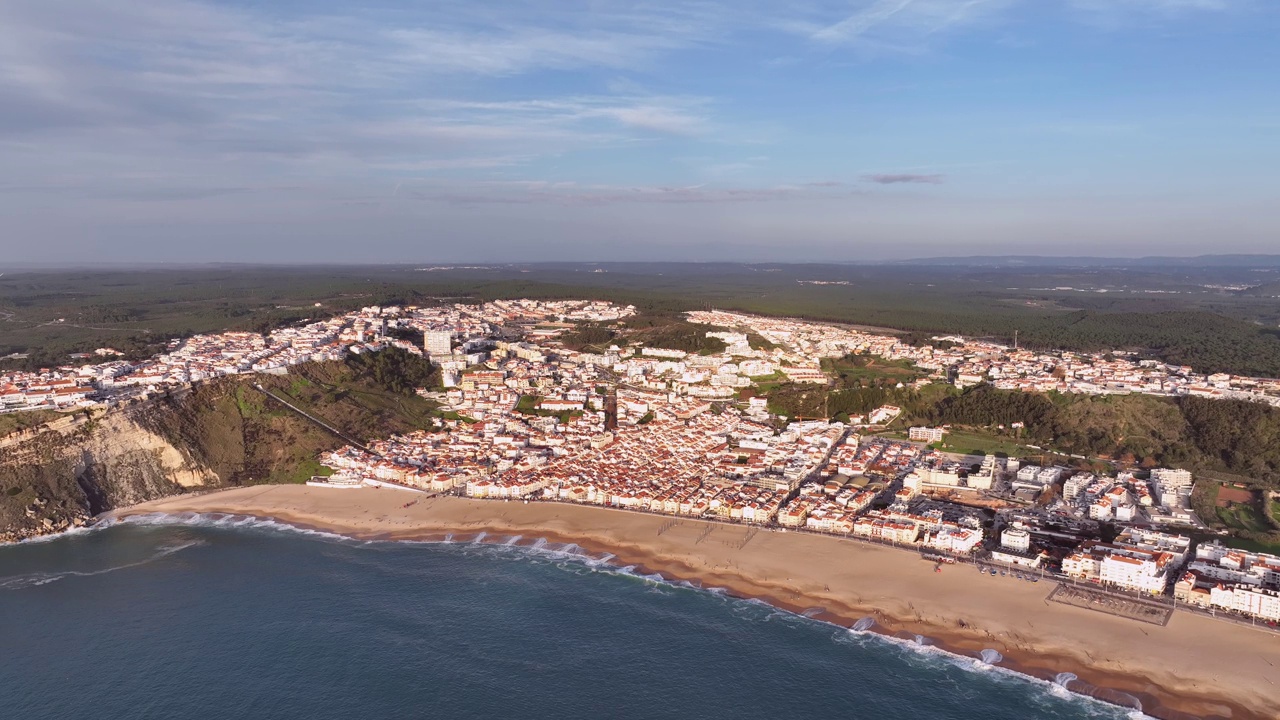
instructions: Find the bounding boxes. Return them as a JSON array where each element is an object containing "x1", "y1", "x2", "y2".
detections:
[{"x1": 1048, "y1": 583, "x2": 1174, "y2": 626}]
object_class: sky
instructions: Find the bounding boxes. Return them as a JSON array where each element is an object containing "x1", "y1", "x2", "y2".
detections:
[{"x1": 1, "y1": 0, "x2": 1277, "y2": 263}]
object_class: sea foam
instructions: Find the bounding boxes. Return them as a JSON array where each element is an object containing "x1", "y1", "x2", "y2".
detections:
[
  {"x1": 0, "y1": 538, "x2": 204, "y2": 590},
  {"x1": 117, "y1": 512, "x2": 356, "y2": 544}
]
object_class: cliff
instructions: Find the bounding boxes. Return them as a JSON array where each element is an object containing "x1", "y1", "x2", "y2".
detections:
[
  {"x1": 0, "y1": 358, "x2": 439, "y2": 542},
  {"x1": 0, "y1": 408, "x2": 215, "y2": 541}
]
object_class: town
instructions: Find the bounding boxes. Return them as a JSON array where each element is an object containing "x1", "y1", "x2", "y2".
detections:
[{"x1": 4, "y1": 299, "x2": 1279, "y2": 626}]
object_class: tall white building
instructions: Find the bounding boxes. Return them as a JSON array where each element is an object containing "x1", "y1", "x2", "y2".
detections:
[
  {"x1": 1150, "y1": 468, "x2": 1193, "y2": 490},
  {"x1": 425, "y1": 330, "x2": 452, "y2": 356},
  {"x1": 1063, "y1": 472, "x2": 1094, "y2": 500},
  {"x1": 909, "y1": 426, "x2": 945, "y2": 443}
]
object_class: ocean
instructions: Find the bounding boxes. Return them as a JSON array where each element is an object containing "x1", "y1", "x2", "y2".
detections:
[{"x1": 0, "y1": 517, "x2": 1146, "y2": 720}]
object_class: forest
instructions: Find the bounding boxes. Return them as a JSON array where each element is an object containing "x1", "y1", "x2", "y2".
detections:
[
  {"x1": 344, "y1": 347, "x2": 438, "y2": 396},
  {"x1": 3, "y1": 261, "x2": 1280, "y2": 376}
]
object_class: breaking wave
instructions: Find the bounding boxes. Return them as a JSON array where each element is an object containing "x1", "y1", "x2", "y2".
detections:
[{"x1": 117, "y1": 512, "x2": 357, "y2": 544}]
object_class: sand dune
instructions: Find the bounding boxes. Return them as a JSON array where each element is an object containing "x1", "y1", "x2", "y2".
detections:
[{"x1": 116, "y1": 486, "x2": 1280, "y2": 720}]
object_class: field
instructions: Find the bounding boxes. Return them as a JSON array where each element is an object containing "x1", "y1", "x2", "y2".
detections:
[
  {"x1": 1222, "y1": 535, "x2": 1280, "y2": 555},
  {"x1": 929, "y1": 429, "x2": 1039, "y2": 458},
  {"x1": 1216, "y1": 485, "x2": 1255, "y2": 505},
  {"x1": 821, "y1": 355, "x2": 924, "y2": 385},
  {"x1": 1211, "y1": 486, "x2": 1274, "y2": 533},
  {"x1": 1216, "y1": 502, "x2": 1272, "y2": 533},
  {"x1": 1193, "y1": 482, "x2": 1280, "y2": 553}
]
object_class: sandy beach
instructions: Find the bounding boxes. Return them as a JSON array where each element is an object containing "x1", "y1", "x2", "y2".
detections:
[{"x1": 116, "y1": 486, "x2": 1280, "y2": 720}]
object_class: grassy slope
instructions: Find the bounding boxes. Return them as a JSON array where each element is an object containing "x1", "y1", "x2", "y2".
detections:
[
  {"x1": 140, "y1": 361, "x2": 438, "y2": 485},
  {"x1": 0, "y1": 409, "x2": 66, "y2": 438}
]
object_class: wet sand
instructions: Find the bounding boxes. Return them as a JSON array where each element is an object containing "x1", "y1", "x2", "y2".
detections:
[{"x1": 116, "y1": 486, "x2": 1280, "y2": 720}]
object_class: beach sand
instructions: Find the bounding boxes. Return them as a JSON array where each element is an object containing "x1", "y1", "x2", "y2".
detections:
[{"x1": 116, "y1": 486, "x2": 1280, "y2": 720}]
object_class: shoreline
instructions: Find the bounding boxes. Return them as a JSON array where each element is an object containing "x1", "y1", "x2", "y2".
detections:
[{"x1": 108, "y1": 486, "x2": 1278, "y2": 720}]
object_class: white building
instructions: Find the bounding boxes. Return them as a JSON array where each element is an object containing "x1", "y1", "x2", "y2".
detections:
[
  {"x1": 924, "y1": 526, "x2": 983, "y2": 555},
  {"x1": 425, "y1": 330, "x2": 453, "y2": 356},
  {"x1": 909, "y1": 426, "x2": 945, "y2": 443},
  {"x1": 1191, "y1": 542, "x2": 1280, "y2": 589},
  {"x1": 1001, "y1": 524, "x2": 1032, "y2": 552},
  {"x1": 1063, "y1": 473, "x2": 1094, "y2": 500},
  {"x1": 1209, "y1": 585, "x2": 1280, "y2": 622},
  {"x1": 1150, "y1": 468, "x2": 1193, "y2": 492},
  {"x1": 1098, "y1": 549, "x2": 1174, "y2": 595}
]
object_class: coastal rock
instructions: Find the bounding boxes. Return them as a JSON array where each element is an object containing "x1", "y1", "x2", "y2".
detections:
[{"x1": 0, "y1": 405, "x2": 217, "y2": 541}]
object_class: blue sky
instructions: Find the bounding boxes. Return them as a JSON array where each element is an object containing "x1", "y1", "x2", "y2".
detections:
[{"x1": 1, "y1": 0, "x2": 1277, "y2": 262}]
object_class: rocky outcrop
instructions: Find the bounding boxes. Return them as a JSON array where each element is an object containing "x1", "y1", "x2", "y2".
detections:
[{"x1": 0, "y1": 406, "x2": 217, "y2": 542}]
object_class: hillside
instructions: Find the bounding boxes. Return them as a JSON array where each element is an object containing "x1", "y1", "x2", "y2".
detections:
[{"x1": 0, "y1": 353, "x2": 439, "y2": 541}]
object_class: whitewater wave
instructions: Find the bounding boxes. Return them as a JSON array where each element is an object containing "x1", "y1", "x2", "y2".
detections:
[
  {"x1": 851, "y1": 616, "x2": 876, "y2": 632},
  {"x1": 117, "y1": 512, "x2": 357, "y2": 544},
  {"x1": 0, "y1": 539, "x2": 205, "y2": 590},
  {"x1": 837, "y1": 630, "x2": 1148, "y2": 719},
  {"x1": 8, "y1": 519, "x2": 117, "y2": 546}
]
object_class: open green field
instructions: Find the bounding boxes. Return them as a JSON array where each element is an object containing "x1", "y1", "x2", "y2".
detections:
[
  {"x1": 931, "y1": 429, "x2": 1038, "y2": 458},
  {"x1": 1216, "y1": 502, "x2": 1273, "y2": 533},
  {"x1": 822, "y1": 355, "x2": 923, "y2": 385},
  {"x1": 1193, "y1": 483, "x2": 1280, "y2": 553},
  {"x1": 1222, "y1": 535, "x2": 1280, "y2": 555}
]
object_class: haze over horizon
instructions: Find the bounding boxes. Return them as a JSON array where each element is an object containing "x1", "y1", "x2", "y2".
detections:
[{"x1": 2, "y1": 0, "x2": 1277, "y2": 263}]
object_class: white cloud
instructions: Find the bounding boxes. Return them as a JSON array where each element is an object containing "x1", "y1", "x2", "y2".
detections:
[
  {"x1": 796, "y1": 0, "x2": 1019, "y2": 50},
  {"x1": 1062, "y1": 0, "x2": 1241, "y2": 29}
]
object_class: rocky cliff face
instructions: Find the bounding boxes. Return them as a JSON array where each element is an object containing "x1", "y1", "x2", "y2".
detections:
[{"x1": 0, "y1": 406, "x2": 218, "y2": 542}]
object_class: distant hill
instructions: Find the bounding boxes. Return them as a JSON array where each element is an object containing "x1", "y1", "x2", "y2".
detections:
[{"x1": 889, "y1": 255, "x2": 1280, "y2": 268}]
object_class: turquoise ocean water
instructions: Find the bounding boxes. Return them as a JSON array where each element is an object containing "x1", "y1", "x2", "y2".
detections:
[{"x1": 0, "y1": 516, "x2": 1150, "y2": 720}]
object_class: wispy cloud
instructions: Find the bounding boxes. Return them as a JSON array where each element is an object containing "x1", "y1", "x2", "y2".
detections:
[
  {"x1": 782, "y1": 0, "x2": 1238, "y2": 52},
  {"x1": 0, "y1": 0, "x2": 725, "y2": 202},
  {"x1": 425, "y1": 96, "x2": 711, "y2": 137},
  {"x1": 1065, "y1": 0, "x2": 1240, "y2": 26},
  {"x1": 1069, "y1": 0, "x2": 1235, "y2": 13},
  {"x1": 794, "y1": 0, "x2": 1019, "y2": 52},
  {"x1": 865, "y1": 173, "x2": 946, "y2": 184},
  {"x1": 406, "y1": 180, "x2": 852, "y2": 206}
]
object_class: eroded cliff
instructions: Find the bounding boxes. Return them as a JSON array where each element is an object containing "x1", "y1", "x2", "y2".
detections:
[{"x1": 0, "y1": 407, "x2": 216, "y2": 541}]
